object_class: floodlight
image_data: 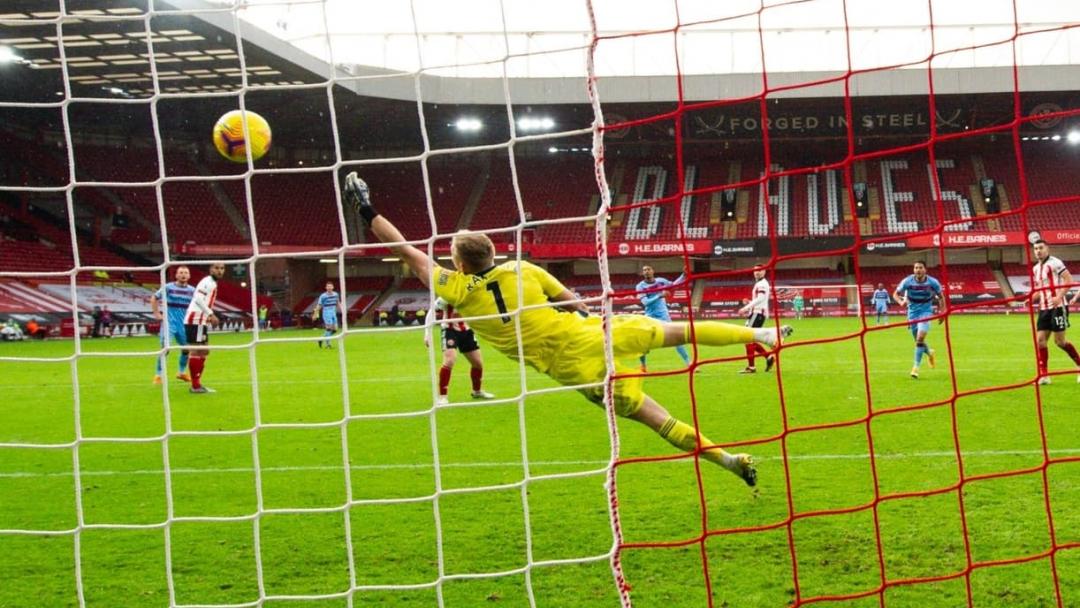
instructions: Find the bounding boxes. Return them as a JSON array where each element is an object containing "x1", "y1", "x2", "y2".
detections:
[
  {"x1": 517, "y1": 116, "x2": 555, "y2": 132},
  {"x1": 0, "y1": 46, "x2": 22, "y2": 64},
  {"x1": 454, "y1": 118, "x2": 483, "y2": 132}
]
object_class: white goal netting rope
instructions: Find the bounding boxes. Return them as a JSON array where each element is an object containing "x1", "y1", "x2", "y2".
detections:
[{"x1": 0, "y1": 0, "x2": 635, "y2": 607}]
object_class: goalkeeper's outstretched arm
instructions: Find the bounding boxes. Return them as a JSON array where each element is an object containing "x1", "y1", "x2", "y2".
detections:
[{"x1": 344, "y1": 172, "x2": 434, "y2": 288}]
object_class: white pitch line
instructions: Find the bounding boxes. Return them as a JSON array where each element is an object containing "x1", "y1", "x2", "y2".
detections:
[
  {"x1": 0, "y1": 371, "x2": 529, "y2": 390},
  {"x1": 1, "y1": 367, "x2": 1070, "y2": 390},
  {"x1": 1, "y1": 449, "x2": 1078, "y2": 479}
]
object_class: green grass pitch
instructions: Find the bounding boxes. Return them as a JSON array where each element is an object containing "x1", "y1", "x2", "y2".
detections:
[{"x1": 0, "y1": 314, "x2": 1078, "y2": 607}]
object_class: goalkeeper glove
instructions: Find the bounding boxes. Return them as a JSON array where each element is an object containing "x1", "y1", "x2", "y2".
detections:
[
  {"x1": 434, "y1": 297, "x2": 449, "y2": 312},
  {"x1": 344, "y1": 172, "x2": 377, "y2": 224}
]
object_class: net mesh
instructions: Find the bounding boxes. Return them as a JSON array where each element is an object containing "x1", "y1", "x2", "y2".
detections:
[
  {"x1": 595, "y1": 2, "x2": 1078, "y2": 607},
  {"x1": 0, "y1": 0, "x2": 1078, "y2": 607}
]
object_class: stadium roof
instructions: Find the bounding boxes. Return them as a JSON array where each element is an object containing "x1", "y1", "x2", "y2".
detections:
[
  {"x1": 220, "y1": 0, "x2": 1080, "y2": 78},
  {"x1": 0, "y1": 0, "x2": 323, "y2": 102},
  {"x1": 2, "y1": 0, "x2": 1078, "y2": 107},
  {"x1": 179, "y1": 0, "x2": 1080, "y2": 103}
]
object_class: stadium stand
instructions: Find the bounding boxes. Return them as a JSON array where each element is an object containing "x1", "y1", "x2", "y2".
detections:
[
  {"x1": 477, "y1": 158, "x2": 592, "y2": 243},
  {"x1": 1003, "y1": 262, "x2": 1034, "y2": 296},
  {"x1": 0, "y1": 197, "x2": 154, "y2": 275},
  {"x1": 378, "y1": 291, "x2": 430, "y2": 312},
  {"x1": 5, "y1": 130, "x2": 1078, "y2": 331},
  {"x1": 358, "y1": 160, "x2": 481, "y2": 242},
  {"x1": 0, "y1": 280, "x2": 72, "y2": 313},
  {"x1": 296, "y1": 277, "x2": 390, "y2": 321},
  {"x1": 0, "y1": 285, "x2": 32, "y2": 314},
  {"x1": 247, "y1": 172, "x2": 342, "y2": 246},
  {"x1": 10, "y1": 136, "x2": 1080, "y2": 255}
]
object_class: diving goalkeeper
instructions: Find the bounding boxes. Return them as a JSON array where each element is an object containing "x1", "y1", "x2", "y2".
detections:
[{"x1": 345, "y1": 173, "x2": 791, "y2": 487}]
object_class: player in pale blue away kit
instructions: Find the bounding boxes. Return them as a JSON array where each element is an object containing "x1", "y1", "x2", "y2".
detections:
[
  {"x1": 871, "y1": 282, "x2": 892, "y2": 325},
  {"x1": 150, "y1": 265, "x2": 195, "y2": 385},
  {"x1": 636, "y1": 265, "x2": 690, "y2": 370},
  {"x1": 893, "y1": 261, "x2": 943, "y2": 379},
  {"x1": 313, "y1": 281, "x2": 341, "y2": 349}
]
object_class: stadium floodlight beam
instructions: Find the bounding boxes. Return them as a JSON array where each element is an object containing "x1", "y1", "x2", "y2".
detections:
[
  {"x1": 102, "y1": 86, "x2": 134, "y2": 99},
  {"x1": 1051, "y1": 134, "x2": 1062, "y2": 141},
  {"x1": 454, "y1": 117, "x2": 483, "y2": 132},
  {"x1": 517, "y1": 116, "x2": 555, "y2": 132},
  {"x1": 0, "y1": 46, "x2": 23, "y2": 64},
  {"x1": 1068, "y1": 131, "x2": 1080, "y2": 144}
]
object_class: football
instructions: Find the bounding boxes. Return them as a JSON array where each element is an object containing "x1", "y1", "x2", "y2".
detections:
[{"x1": 212, "y1": 109, "x2": 272, "y2": 162}]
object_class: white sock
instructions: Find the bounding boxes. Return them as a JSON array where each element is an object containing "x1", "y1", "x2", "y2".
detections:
[{"x1": 752, "y1": 327, "x2": 773, "y2": 343}]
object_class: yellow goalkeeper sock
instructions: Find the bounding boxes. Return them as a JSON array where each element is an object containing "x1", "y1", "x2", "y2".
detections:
[
  {"x1": 685, "y1": 322, "x2": 756, "y2": 347},
  {"x1": 658, "y1": 416, "x2": 737, "y2": 471}
]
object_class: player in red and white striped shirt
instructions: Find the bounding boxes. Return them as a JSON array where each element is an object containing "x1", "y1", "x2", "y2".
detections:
[
  {"x1": 1032, "y1": 240, "x2": 1080, "y2": 384},
  {"x1": 184, "y1": 263, "x2": 225, "y2": 393},
  {"x1": 434, "y1": 297, "x2": 494, "y2": 404},
  {"x1": 737, "y1": 267, "x2": 775, "y2": 373}
]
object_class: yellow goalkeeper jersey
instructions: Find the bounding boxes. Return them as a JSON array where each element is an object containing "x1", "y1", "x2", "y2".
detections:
[{"x1": 432, "y1": 260, "x2": 583, "y2": 373}]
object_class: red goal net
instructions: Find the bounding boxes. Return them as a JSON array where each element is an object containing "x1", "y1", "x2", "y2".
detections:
[{"x1": 587, "y1": 1, "x2": 1080, "y2": 606}]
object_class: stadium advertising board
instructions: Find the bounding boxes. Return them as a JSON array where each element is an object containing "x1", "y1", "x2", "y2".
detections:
[
  {"x1": 690, "y1": 109, "x2": 933, "y2": 138},
  {"x1": 711, "y1": 240, "x2": 761, "y2": 257},
  {"x1": 862, "y1": 240, "x2": 908, "y2": 253},
  {"x1": 527, "y1": 240, "x2": 713, "y2": 258},
  {"x1": 712, "y1": 237, "x2": 860, "y2": 257},
  {"x1": 906, "y1": 231, "x2": 1029, "y2": 248},
  {"x1": 776, "y1": 237, "x2": 854, "y2": 255},
  {"x1": 679, "y1": 94, "x2": 1074, "y2": 141},
  {"x1": 610, "y1": 239, "x2": 713, "y2": 257},
  {"x1": 1043, "y1": 229, "x2": 1080, "y2": 243}
]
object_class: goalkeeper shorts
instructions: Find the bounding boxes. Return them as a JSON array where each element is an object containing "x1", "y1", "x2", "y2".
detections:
[{"x1": 546, "y1": 314, "x2": 664, "y2": 417}]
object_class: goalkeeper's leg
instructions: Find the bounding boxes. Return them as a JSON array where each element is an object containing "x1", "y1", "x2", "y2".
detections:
[
  {"x1": 629, "y1": 394, "x2": 756, "y2": 487},
  {"x1": 658, "y1": 321, "x2": 792, "y2": 350}
]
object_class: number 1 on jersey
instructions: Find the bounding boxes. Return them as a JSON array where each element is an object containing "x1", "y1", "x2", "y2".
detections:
[{"x1": 486, "y1": 282, "x2": 511, "y2": 323}]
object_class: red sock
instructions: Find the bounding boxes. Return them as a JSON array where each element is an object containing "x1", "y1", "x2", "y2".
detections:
[
  {"x1": 755, "y1": 343, "x2": 770, "y2": 357},
  {"x1": 439, "y1": 365, "x2": 452, "y2": 396},
  {"x1": 470, "y1": 366, "x2": 483, "y2": 391},
  {"x1": 745, "y1": 344, "x2": 756, "y2": 368},
  {"x1": 189, "y1": 356, "x2": 205, "y2": 389},
  {"x1": 1038, "y1": 346, "x2": 1049, "y2": 375},
  {"x1": 1060, "y1": 342, "x2": 1080, "y2": 366}
]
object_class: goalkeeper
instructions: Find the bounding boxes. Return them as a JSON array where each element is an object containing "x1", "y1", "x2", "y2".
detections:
[{"x1": 345, "y1": 173, "x2": 792, "y2": 487}]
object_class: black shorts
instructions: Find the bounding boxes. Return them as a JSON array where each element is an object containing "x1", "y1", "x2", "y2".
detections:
[
  {"x1": 441, "y1": 327, "x2": 479, "y2": 354},
  {"x1": 1037, "y1": 308, "x2": 1070, "y2": 332},
  {"x1": 745, "y1": 313, "x2": 767, "y2": 329},
  {"x1": 184, "y1": 324, "x2": 209, "y2": 345}
]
